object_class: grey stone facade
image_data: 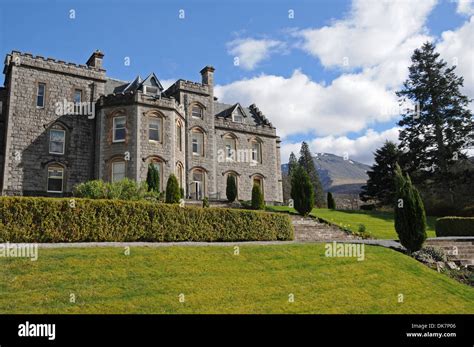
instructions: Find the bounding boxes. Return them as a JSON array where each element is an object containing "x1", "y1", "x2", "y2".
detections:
[{"x1": 0, "y1": 50, "x2": 283, "y2": 203}]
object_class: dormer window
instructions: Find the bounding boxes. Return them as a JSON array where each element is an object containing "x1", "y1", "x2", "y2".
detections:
[
  {"x1": 144, "y1": 86, "x2": 159, "y2": 96},
  {"x1": 232, "y1": 112, "x2": 243, "y2": 123}
]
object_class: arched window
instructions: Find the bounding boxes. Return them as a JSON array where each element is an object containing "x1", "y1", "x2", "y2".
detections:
[
  {"x1": 223, "y1": 133, "x2": 237, "y2": 161},
  {"x1": 47, "y1": 164, "x2": 65, "y2": 193},
  {"x1": 176, "y1": 120, "x2": 183, "y2": 151},
  {"x1": 250, "y1": 138, "x2": 263, "y2": 164},
  {"x1": 190, "y1": 168, "x2": 206, "y2": 200},
  {"x1": 49, "y1": 125, "x2": 66, "y2": 155},
  {"x1": 176, "y1": 162, "x2": 184, "y2": 189},
  {"x1": 191, "y1": 128, "x2": 205, "y2": 156},
  {"x1": 111, "y1": 160, "x2": 126, "y2": 182},
  {"x1": 148, "y1": 114, "x2": 163, "y2": 143},
  {"x1": 191, "y1": 104, "x2": 203, "y2": 119}
]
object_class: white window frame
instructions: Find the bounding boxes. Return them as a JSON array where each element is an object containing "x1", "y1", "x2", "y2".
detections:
[
  {"x1": 232, "y1": 112, "x2": 243, "y2": 123},
  {"x1": 192, "y1": 130, "x2": 204, "y2": 156},
  {"x1": 113, "y1": 116, "x2": 126, "y2": 143},
  {"x1": 148, "y1": 117, "x2": 161, "y2": 142},
  {"x1": 251, "y1": 141, "x2": 262, "y2": 164},
  {"x1": 191, "y1": 105, "x2": 203, "y2": 119},
  {"x1": 47, "y1": 166, "x2": 64, "y2": 193},
  {"x1": 37, "y1": 83, "x2": 45, "y2": 108},
  {"x1": 111, "y1": 161, "x2": 126, "y2": 182},
  {"x1": 49, "y1": 129, "x2": 66, "y2": 155}
]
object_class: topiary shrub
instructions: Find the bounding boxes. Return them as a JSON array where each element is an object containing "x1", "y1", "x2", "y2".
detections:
[
  {"x1": 146, "y1": 164, "x2": 160, "y2": 192},
  {"x1": 0, "y1": 197, "x2": 294, "y2": 242},
  {"x1": 435, "y1": 217, "x2": 474, "y2": 237},
  {"x1": 165, "y1": 174, "x2": 181, "y2": 204},
  {"x1": 226, "y1": 175, "x2": 237, "y2": 202},
  {"x1": 202, "y1": 196, "x2": 210, "y2": 208},
  {"x1": 251, "y1": 184, "x2": 264, "y2": 210},
  {"x1": 327, "y1": 192, "x2": 336, "y2": 209},
  {"x1": 394, "y1": 164, "x2": 427, "y2": 253},
  {"x1": 291, "y1": 165, "x2": 314, "y2": 216}
]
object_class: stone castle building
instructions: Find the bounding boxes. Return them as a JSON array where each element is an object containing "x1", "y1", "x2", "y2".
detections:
[{"x1": 0, "y1": 50, "x2": 283, "y2": 203}]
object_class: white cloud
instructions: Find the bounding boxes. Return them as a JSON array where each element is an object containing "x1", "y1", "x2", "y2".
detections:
[
  {"x1": 281, "y1": 127, "x2": 401, "y2": 165},
  {"x1": 227, "y1": 38, "x2": 284, "y2": 70},
  {"x1": 295, "y1": 0, "x2": 437, "y2": 69},
  {"x1": 437, "y1": 16, "x2": 474, "y2": 99},
  {"x1": 456, "y1": 0, "x2": 474, "y2": 15},
  {"x1": 215, "y1": 69, "x2": 399, "y2": 138}
]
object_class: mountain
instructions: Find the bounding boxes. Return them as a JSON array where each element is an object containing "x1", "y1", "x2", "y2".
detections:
[{"x1": 282, "y1": 153, "x2": 371, "y2": 194}]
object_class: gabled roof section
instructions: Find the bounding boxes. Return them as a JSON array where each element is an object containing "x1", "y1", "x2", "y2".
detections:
[
  {"x1": 215, "y1": 103, "x2": 248, "y2": 119},
  {"x1": 123, "y1": 75, "x2": 142, "y2": 93},
  {"x1": 140, "y1": 73, "x2": 163, "y2": 91},
  {"x1": 214, "y1": 102, "x2": 273, "y2": 127}
]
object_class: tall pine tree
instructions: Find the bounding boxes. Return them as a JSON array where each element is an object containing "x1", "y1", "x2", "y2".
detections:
[
  {"x1": 397, "y1": 42, "x2": 473, "y2": 197},
  {"x1": 360, "y1": 141, "x2": 401, "y2": 206},
  {"x1": 288, "y1": 152, "x2": 298, "y2": 177},
  {"x1": 298, "y1": 142, "x2": 325, "y2": 207}
]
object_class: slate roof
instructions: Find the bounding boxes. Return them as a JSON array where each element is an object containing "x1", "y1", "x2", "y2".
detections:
[{"x1": 214, "y1": 102, "x2": 273, "y2": 127}]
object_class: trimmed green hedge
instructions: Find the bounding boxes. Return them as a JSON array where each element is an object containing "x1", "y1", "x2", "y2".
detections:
[
  {"x1": 435, "y1": 217, "x2": 474, "y2": 237},
  {"x1": 0, "y1": 197, "x2": 293, "y2": 243}
]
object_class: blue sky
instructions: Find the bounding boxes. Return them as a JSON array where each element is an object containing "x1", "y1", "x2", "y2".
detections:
[{"x1": 1, "y1": 0, "x2": 473, "y2": 164}]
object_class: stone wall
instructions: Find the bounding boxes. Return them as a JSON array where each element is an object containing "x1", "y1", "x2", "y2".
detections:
[{"x1": 1, "y1": 51, "x2": 105, "y2": 195}]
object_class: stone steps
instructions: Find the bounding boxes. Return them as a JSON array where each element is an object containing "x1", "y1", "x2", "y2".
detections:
[
  {"x1": 425, "y1": 238, "x2": 474, "y2": 268},
  {"x1": 290, "y1": 215, "x2": 359, "y2": 242}
]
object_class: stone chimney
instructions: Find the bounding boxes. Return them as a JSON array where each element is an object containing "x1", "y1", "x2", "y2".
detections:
[
  {"x1": 200, "y1": 65, "x2": 215, "y2": 87},
  {"x1": 86, "y1": 50, "x2": 104, "y2": 69}
]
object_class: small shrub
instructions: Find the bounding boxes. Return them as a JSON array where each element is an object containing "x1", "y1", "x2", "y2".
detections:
[
  {"x1": 327, "y1": 192, "x2": 336, "y2": 209},
  {"x1": 358, "y1": 224, "x2": 366, "y2": 233},
  {"x1": 251, "y1": 185, "x2": 264, "y2": 210},
  {"x1": 146, "y1": 164, "x2": 160, "y2": 192},
  {"x1": 73, "y1": 179, "x2": 148, "y2": 200},
  {"x1": 202, "y1": 197, "x2": 210, "y2": 208},
  {"x1": 435, "y1": 217, "x2": 474, "y2": 237},
  {"x1": 360, "y1": 204, "x2": 376, "y2": 211},
  {"x1": 412, "y1": 246, "x2": 447, "y2": 263},
  {"x1": 165, "y1": 174, "x2": 181, "y2": 204},
  {"x1": 226, "y1": 175, "x2": 237, "y2": 202}
]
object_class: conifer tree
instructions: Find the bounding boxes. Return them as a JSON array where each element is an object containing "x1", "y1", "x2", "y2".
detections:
[{"x1": 298, "y1": 142, "x2": 325, "y2": 207}]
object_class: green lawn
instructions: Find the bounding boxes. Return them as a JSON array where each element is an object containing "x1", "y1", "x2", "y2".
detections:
[
  {"x1": 1, "y1": 244, "x2": 472, "y2": 314},
  {"x1": 268, "y1": 206, "x2": 436, "y2": 239}
]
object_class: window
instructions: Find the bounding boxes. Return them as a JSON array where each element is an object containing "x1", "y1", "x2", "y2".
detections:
[
  {"x1": 37, "y1": 83, "x2": 45, "y2": 108},
  {"x1": 113, "y1": 116, "x2": 126, "y2": 142},
  {"x1": 192, "y1": 129, "x2": 204, "y2": 156},
  {"x1": 47, "y1": 166, "x2": 64, "y2": 193},
  {"x1": 191, "y1": 105, "x2": 203, "y2": 119},
  {"x1": 111, "y1": 161, "x2": 126, "y2": 182},
  {"x1": 251, "y1": 141, "x2": 262, "y2": 163},
  {"x1": 144, "y1": 86, "x2": 159, "y2": 96},
  {"x1": 224, "y1": 136, "x2": 236, "y2": 161},
  {"x1": 177, "y1": 163, "x2": 184, "y2": 188},
  {"x1": 149, "y1": 117, "x2": 162, "y2": 142},
  {"x1": 49, "y1": 129, "x2": 65, "y2": 154},
  {"x1": 190, "y1": 169, "x2": 205, "y2": 200},
  {"x1": 176, "y1": 122, "x2": 182, "y2": 151},
  {"x1": 232, "y1": 111, "x2": 243, "y2": 123},
  {"x1": 74, "y1": 89, "x2": 82, "y2": 113}
]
